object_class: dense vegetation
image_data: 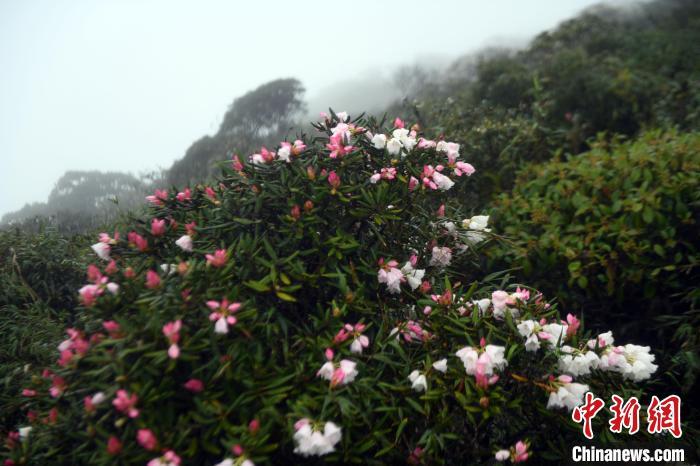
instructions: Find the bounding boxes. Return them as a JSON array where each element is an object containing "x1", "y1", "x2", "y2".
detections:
[
  {"x1": 2, "y1": 0, "x2": 699, "y2": 463},
  {"x1": 1, "y1": 115, "x2": 671, "y2": 465}
]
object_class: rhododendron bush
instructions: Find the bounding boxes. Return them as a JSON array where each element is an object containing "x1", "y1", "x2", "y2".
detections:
[{"x1": 3, "y1": 113, "x2": 663, "y2": 465}]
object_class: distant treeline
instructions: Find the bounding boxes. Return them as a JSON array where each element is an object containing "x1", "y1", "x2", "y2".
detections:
[{"x1": 3, "y1": 0, "x2": 699, "y2": 232}]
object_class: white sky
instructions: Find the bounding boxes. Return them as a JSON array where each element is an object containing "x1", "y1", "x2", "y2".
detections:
[{"x1": 0, "y1": 0, "x2": 608, "y2": 216}]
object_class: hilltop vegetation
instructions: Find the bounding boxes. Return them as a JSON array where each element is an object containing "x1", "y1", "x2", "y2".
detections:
[{"x1": 2, "y1": 0, "x2": 700, "y2": 463}]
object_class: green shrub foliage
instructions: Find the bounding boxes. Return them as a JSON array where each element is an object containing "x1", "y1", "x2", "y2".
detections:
[
  {"x1": 2, "y1": 115, "x2": 667, "y2": 465},
  {"x1": 491, "y1": 130, "x2": 700, "y2": 398}
]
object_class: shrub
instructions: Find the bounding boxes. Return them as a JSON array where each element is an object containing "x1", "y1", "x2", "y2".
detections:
[
  {"x1": 490, "y1": 130, "x2": 700, "y2": 394},
  {"x1": 0, "y1": 227, "x2": 88, "y2": 432},
  {"x1": 0, "y1": 227, "x2": 89, "y2": 310},
  {"x1": 1, "y1": 114, "x2": 672, "y2": 465}
]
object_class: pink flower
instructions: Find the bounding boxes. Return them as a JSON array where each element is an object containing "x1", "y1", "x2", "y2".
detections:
[
  {"x1": 453, "y1": 161, "x2": 475, "y2": 177},
  {"x1": 185, "y1": 222, "x2": 197, "y2": 236},
  {"x1": 103, "y1": 320, "x2": 121, "y2": 338},
  {"x1": 393, "y1": 117, "x2": 405, "y2": 129},
  {"x1": 206, "y1": 249, "x2": 228, "y2": 267},
  {"x1": 326, "y1": 133, "x2": 354, "y2": 159},
  {"x1": 162, "y1": 320, "x2": 182, "y2": 359},
  {"x1": 49, "y1": 376, "x2": 66, "y2": 398},
  {"x1": 232, "y1": 155, "x2": 244, "y2": 171},
  {"x1": 151, "y1": 218, "x2": 167, "y2": 236},
  {"x1": 205, "y1": 186, "x2": 219, "y2": 203},
  {"x1": 105, "y1": 260, "x2": 118, "y2": 275},
  {"x1": 107, "y1": 436, "x2": 122, "y2": 455},
  {"x1": 328, "y1": 171, "x2": 341, "y2": 190},
  {"x1": 146, "y1": 189, "x2": 168, "y2": 206},
  {"x1": 207, "y1": 299, "x2": 242, "y2": 334},
  {"x1": 183, "y1": 379, "x2": 204, "y2": 393},
  {"x1": 513, "y1": 441, "x2": 530, "y2": 463},
  {"x1": 112, "y1": 389, "x2": 139, "y2": 418},
  {"x1": 475, "y1": 366, "x2": 500, "y2": 390},
  {"x1": 417, "y1": 138, "x2": 436, "y2": 149},
  {"x1": 127, "y1": 231, "x2": 148, "y2": 252},
  {"x1": 176, "y1": 188, "x2": 192, "y2": 202},
  {"x1": 148, "y1": 450, "x2": 181, "y2": 466},
  {"x1": 342, "y1": 323, "x2": 369, "y2": 354},
  {"x1": 21, "y1": 389, "x2": 36, "y2": 397},
  {"x1": 408, "y1": 176, "x2": 419, "y2": 191},
  {"x1": 377, "y1": 258, "x2": 404, "y2": 294},
  {"x1": 436, "y1": 204, "x2": 445, "y2": 217},
  {"x1": 491, "y1": 290, "x2": 510, "y2": 310},
  {"x1": 249, "y1": 418, "x2": 260, "y2": 434},
  {"x1": 566, "y1": 314, "x2": 580, "y2": 337},
  {"x1": 146, "y1": 270, "x2": 161, "y2": 289},
  {"x1": 137, "y1": 429, "x2": 158, "y2": 451},
  {"x1": 79, "y1": 284, "x2": 102, "y2": 307}
]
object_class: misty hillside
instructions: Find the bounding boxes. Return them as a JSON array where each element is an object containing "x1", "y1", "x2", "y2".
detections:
[{"x1": 2, "y1": 0, "x2": 699, "y2": 231}]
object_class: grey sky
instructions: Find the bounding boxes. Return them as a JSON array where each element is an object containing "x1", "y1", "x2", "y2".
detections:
[{"x1": 0, "y1": 0, "x2": 607, "y2": 216}]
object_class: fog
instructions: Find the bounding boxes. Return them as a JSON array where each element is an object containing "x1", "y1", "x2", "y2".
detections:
[{"x1": 0, "y1": 0, "x2": 610, "y2": 217}]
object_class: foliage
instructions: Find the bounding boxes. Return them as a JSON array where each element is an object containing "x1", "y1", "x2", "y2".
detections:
[
  {"x1": 1, "y1": 115, "x2": 670, "y2": 465},
  {"x1": 490, "y1": 130, "x2": 700, "y2": 394},
  {"x1": 0, "y1": 228, "x2": 88, "y2": 431},
  {"x1": 1, "y1": 171, "x2": 156, "y2": 235},
  {"x1": 0, "y1": 227, "x2": 89, "y2": 309},
  {"x1": 168, "y1": 78, "x2": 306, "y2": 187}
]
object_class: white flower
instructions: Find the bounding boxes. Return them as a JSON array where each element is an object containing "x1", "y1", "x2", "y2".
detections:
[
  {"x1": 160, "y1": 263, "x2": 178, "y2": 276},
  {"x1": 517, "y1": 320, "x2": 541, "y2": 352},
  {"x1": 587, "y1": 330, "x2": 614, "y2": 349},
  {"x1": 338, "y1": 359, "x2": 358, "y2": 384},
  {"x1": 106, "y1": 282, "x2": 119, "y2": 295},
  {"x1": 215, "y1": 460, "x2": 234, "y2": 466},
  {"x1": 455, "y1": 345, "x2": 506, "y2": 376},
  {"x1": 350, "y1": 335, "x2": 369, "y2": 354},
  {"x1": 317, "y1": 361, "x2": 335, "y2": 381},
  {"x1": 455, "y1": 346, "x2": 479, "y2": 374},
  {"x1": 431, "y1": 171, "x2": 455, "y2": 191},
  {"x1": 408, "y1": 370, "x2": 427, "y2": 392},
  {"x1": 91, "y1": 242, "x2": 111, "y2": 261},
  {"x1": 600, "y1": 344, "x2": 657, "y2": 381},
  {"x1": 386, "y1": 137, "x2": 403, "y2": 156},
  {"x1": 90, "y1": 392, "x2": 107, "y2": 406},
  {"x1": 393, "y1": 128, "x2": 417, "y2": 152},
  {"x1": 558, "y1": 346, "x2": 600, "y2": 376},
  {"x1": 429, "y1": 246, "x2": 452, "y2": 268},
  {"x1": 371, "y1": 133, "x2": 387, "y2": 149},
  {"x1": 495, "y1": 449, "x2": 510, "y2": 461},
  {"x1": 293, "y1": 420, "x2": 341, "y2": 457},
  {"x1": 541, "y1": 323, "x2": 568, "y2": 348},
  {"x1": 214, "y1": 317, "x2": 229, "y2": 334},
  {"x1": 401, "y1": 262, "x2": 425, "y2": 290},
  {"x1": 473, "y1": 298, "x2": 491, "y2": 315},
  {"x1": 241, "y1": 460, "x2": 254, "y2": 466},
  {"x1": 463, "y1": 215, "x2": 490, "y2": 231},
  {"x1": 324, "y1": 421, "x2": 342, "y2": 446},
  {"x1": 336, "y1": 111, "x2": 349, "y2": 122},
  {"x1": 277, "y1": 145, "x2": 291, "y2": 162},
  {"x1": 432, "y1": 359, "x2": 448, "y2": 373},
  {"x1": 621, "y1": 344, "x2": 657, "y2": 381},
  {"x1": 378, "y1": 266, "x2": 404, "y2": 294},
  {"x1": 18, "y1": 426, "x2": 31, "y2": 440},
  {"x1": 175, "y1": 235, "x2": 193, "y2": 252},
  {"x1": 251, "y1": 153, "x2": 266, "y2": 165},
  {"x1": 547, "y1": 377, "x2": 589, "y2": 411}
]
